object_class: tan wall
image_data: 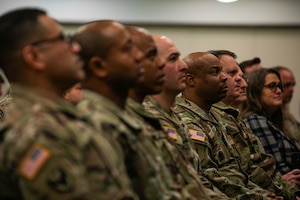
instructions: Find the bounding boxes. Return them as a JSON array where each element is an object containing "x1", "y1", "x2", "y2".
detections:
[{"x1": 64, "y1": 24, "x2": 300, "y2": 120}]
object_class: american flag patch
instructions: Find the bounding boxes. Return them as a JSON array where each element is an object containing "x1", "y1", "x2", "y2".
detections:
[
  {"x1": 225, "y1": 135, "x2": 235, "y2": 145},
  {"x1": 19, "y1": 145, "x2": 51, "y2": 180},
  {"x1": 189, "y1": 129, "x2": 205, "y2": 142},
  {"x1": 163, "y1": 126, "x2": 178, "y2": 140}
]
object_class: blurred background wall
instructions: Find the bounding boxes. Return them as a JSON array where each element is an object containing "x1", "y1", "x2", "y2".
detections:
[{"x1": 1, "y1": 0, "x2": 300, "y2": 119}]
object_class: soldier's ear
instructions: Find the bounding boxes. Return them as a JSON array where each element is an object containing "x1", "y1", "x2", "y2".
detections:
[
  {"x1": 22, "y1": 45, "x2": 46, "y2": 71},
  {"x1": 88, "y1": 56, "x2": 108, "y2": 78},
  {"x1": 185, "y1": 73, "x2": 197, "y2": 87}
]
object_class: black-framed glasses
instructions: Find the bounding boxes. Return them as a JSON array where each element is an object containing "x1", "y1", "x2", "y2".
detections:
[
  {"x1": 30, "y1": 33, "x2": 73, "y2": 46},
  {"x1": 263, "y1": 82, "x2": 284, "y2": 92},
  {"x1": 283, "y1": 82, "x2": 296, "y2": 88}
]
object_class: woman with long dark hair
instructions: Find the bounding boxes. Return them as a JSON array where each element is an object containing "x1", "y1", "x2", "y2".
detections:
[{"x1": 240, "y1": 68, "x2": 300, "y2": 175}]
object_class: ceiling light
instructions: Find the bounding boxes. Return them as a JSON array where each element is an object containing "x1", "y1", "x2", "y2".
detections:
[{"x1": 217, "y1": 0, "x2": 239, "y2": 3}]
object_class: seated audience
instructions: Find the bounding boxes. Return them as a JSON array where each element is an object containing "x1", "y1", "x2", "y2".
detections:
[{"x1": 241, "y1": 68, "x2": 300, "y2": 179}]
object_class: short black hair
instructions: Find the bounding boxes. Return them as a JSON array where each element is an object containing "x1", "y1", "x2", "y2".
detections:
[
  {"x1": 239, "y1": 57, "x2": 261, "y2": 73},
  {"x1": 0, "y1": 8, "x2": 46, "y2": 68},
  {"x1": 207, "y1": 50, "x2": 237, "y2": 59}
]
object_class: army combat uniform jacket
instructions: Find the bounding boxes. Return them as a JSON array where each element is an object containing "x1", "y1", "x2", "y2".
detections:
[
  {"x1": 174, "y1": 96, "x2": 275, "y2": 200},
  {"x1": 143, "y1": 95, "x2": 200, "y2": 171},
  {"x1": 127, "y1": 98, "x2": 233, "y2": 200},
  {"x1": 0, "y1": 85, "x2": 137, "y2": 200},
  {"x1": 0, "y1": 93, "x2": 12, "y2": 121},
  {"x1": 78, "y1": 90, "x2": 185, "y2": 200},
  {"x1": 212, "y1": 101, "x2": 300, "y2": 199}
]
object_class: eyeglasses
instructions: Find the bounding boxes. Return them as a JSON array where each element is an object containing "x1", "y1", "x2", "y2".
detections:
[
  {"x1": 30, "y1": 33, "x2": 73, "y2": 46},
  {"x1": 283, "y1": 82, "x2": 296, "y2": 88},
  {"x1": 263, "y1": 83, "x2": 284, "y2": 92}
]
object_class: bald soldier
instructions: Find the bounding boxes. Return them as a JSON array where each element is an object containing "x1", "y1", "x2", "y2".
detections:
[
  {"x1": 126, "y1": 27, "x2": 232, "y2": 199},
  {"x1": 174, "y1": 52, "x2": 283, "y2": 200},
  {"x1": 74, "y1": 20, "x2": 191, "y2": 199},
  {"x1": 0, "y1": 8, "x2": 137, "y2": 200},
  {"x1": 143, "y1": 35, "x2": 199, "y2": 170}
]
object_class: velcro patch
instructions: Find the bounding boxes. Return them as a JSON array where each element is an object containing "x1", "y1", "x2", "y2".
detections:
[
  {"x1": 19, "y1": 145, "x2": 51, "y2": 180},
  {"x1": 163, "y1": 126, "x2": 178, "y2": 141},
  {"x1": 189, "y1": 129, "x2": 205, "y2": 142}
]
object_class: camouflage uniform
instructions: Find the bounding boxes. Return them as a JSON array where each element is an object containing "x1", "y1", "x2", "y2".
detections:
[
  {"x1": 212, "y1": 101, "x2": 300, "y2": 199},
  {"x1": 0, "y1": 84, "x2": 137, "y2": 200},
  {"x1": 174, "y1": 96, "x2": 274, "y2": 200},
  {"x1": 78, "y1": 90, "x2": 184, "y2": 200},
  {"x1": 283, "y1": 109, "x2": 300, "y2": 146},
  {"x1": 127, "y1": 98, "x2": 232, "y2": 200},
  {"x1": 143, "y1": 95, "x2": 200, "y2": 171},
  {"x1": 0, "y1": 93, "x2": 12, "y2": 121}
]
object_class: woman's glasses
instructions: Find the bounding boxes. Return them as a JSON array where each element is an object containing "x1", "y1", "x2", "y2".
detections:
[{"x1": 263, "y1": 82, "x2": 284, "y2": 92}]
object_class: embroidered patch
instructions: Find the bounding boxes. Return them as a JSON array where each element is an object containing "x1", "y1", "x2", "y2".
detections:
[
  {"x1": 189, "y1": 129, "x2": 205, "y2": 142},
  {"x1": 163, "y1": 126, "x2": 178, "y2": 140},
  {"x1": 19, "y1": 145, "x2": 51, "y2": 180}
]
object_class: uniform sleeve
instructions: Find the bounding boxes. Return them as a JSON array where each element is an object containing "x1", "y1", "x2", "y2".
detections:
[
  {"x1": 15, "y1": 134, "x2": 93, "y2": 200},
  {"x1": 181, "y1": 121, "x2": 252, "y2": 198},
  {"x1": 0, "y1": 120, "x2": 119, "y2": 200}
]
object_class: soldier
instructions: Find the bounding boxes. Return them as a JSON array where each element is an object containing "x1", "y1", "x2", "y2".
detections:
[
  {"x1": 209, "y1": 50, "x2": 300, "y2": 199},
  {"x1": 143, "y1": 35, "x2": 199, "y2": 170},
  {"x1": 174, "y1": 51, "x2": 282, "y2": 199},
  {"x1": 0, "y1": 8, "x2": 137, "y2": 200},
  {"x1": 126, "y1": 26, "x2": 231, "y2": 199},
  {"x1": 74, "y1": 21, "x2": 186, "y2": 199}
]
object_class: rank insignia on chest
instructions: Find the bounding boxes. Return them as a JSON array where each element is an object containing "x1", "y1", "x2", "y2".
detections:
[
  {"x1": 189, "y1": 129, "x2": 205, "y2": 142},
  {"x1": 163, "y1": 126, "x2": 178, "y2": 140}
]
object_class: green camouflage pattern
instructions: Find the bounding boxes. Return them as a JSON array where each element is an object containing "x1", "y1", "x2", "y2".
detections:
[
  {"x1": 0, "y1": 84, "x2": 137, "y2": 200},
  {"x1": 283, "y1": 109, "x2": 300, "y2": 147},
  {"x1": 0, "y1": 93, "x2": 12, "y2": 121},
  {"x1": 78, "y1": 90, "x2": 184, "y2": 200},
  {"x1": 127, "y1": 98, "x2": 233, "y2": 200},
  {"x1": 174, "y1": 96, "x2": 273, "y2": 200},
  {"x1": 143, "y1": 95, "x2": 200, "y2": 172},
  {"x1": 212, "y1": 101, "x2": 300, "y2": 200}
]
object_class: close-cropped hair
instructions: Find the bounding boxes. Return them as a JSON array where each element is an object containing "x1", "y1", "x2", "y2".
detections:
[
  {"x1": 240, "y1": 68, "x2": 284, "y2": 130},
  {"x1": 72, "y1": 20, "x2": 116, "y2": 74},
  {"x1": 239, "y1": 57, "x2": 261, "y2": 73},
  {"x1": 207, "y1": 50, "x2": 237, "y2": 59},
  {"x1": 0, "y1": 8, "x2": 46, "y2": 68},
  {"x1": 183, "y1": 52, "x2": 209, "y2": 75}
]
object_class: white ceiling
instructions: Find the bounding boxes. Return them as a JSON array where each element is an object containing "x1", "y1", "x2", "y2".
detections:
[{"x1": 1, "y1": 0, "x2": 300, "y2": 26}]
